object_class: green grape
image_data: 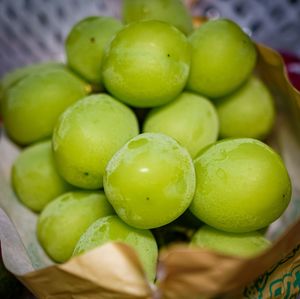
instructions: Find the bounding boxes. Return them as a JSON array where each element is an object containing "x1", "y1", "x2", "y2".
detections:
[
  {"x1": 103, "y1": 133, "x2": 196, "y2": 229},
  {"x1": 216, "y1": 76, "x2": 275, "y2": 139},
  {"x1": 66, "y1": 16, "x2": 123, "y2": 87},
  {"x1": 1, "y1": 62, "x2": 65, "y2": 92},
  {"x1": 73, "y1": 215, "x2": 158, "y2": 282},
  {"x1": 102, "y1": 20, "x2": 191, "y2": 107},
  {"x1": 191, "y1": 225, "x2": 270, "y2": 257},
  {"x1": 52, "y1": 94, "x2": 139, "y2": 189},
  {"x1": 190, "y1": 138, "x2": 291, "y2": 233},
  {"x1": 37, "y1": 191, "x2": 114, "y2": 263},
  {"x1": 187, "y1": 19, "x2": 257, "y2": 98},
  {"x1": 0, "y1": 62, "x2": 65, "y2": 117},
  {"x1": 122, "y1": 0, "x2": 193, "y2": 35},
  {"x1": 143, "y1": 92, "x2": 219, "y2": 158},
  {"x1": 2, "y1": 68, "x2": 90, "y2": 145},
  {"x1": 12, "y1": 140, "x2": 72, "y2": 212}
]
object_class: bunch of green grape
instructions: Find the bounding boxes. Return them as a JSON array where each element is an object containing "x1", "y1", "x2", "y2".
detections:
[{"x1": 0, "y1": 0, "x2": 291, "y2": 283}]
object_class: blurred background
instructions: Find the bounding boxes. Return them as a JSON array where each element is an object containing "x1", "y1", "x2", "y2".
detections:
[
  {"x1": 0, "y1": 0, "x2": 299, "y2": 298},
  {"x1": 0, "y1": 0, "x2": 299, "y2": 75},
  {"x1": 0, "y1": 0, "x2": 299, "y2": 89}
]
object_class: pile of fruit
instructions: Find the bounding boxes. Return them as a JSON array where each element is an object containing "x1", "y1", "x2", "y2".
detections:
[{"x1": 0, "y1": 0, "x2": 291, "y2": 282}]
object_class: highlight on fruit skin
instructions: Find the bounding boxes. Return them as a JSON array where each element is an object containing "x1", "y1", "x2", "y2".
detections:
[
  {"x1": 102, "y1": 20, "x2": 191, "y2": 108},
  {"x1": 187, "y1": 18, "x2": 257, "y2": 98},
  {"x1": 52, "y1": 93, "x2": 139, "y2": 190},
  {"x1": 12, "y1": 140, "x2": 72, "y2": 212},
  {"x1": 104, "y1": 133, "x2": 196, "y2": 229},
  {"x1": 122, "y1": 0, "x2": 193, "y2": 35},
  {"x1": 190, "y1": 224, "x2": 271, "y2": 258},
  {"x1": 190, "y1": 138, "x2": 291, "y2": 233},
  {"x1": 37, "y1": 191, "x2": 115, "y2": 263},
  {"x1": 216, "y1": 76, "x2": 275, "y2": 140},
  {"x1": 65, "y1": 16, "x2": 123, "y2": 87},
  {"x1": 143, "y1": 91, "x2": 219, "y2": 158},
  {"x1": 73, "y1": 215, "x2": 158, "y2": 282}
]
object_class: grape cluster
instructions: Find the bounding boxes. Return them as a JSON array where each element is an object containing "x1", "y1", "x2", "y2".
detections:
[{"x1": 0, "y1": 0, "x2": 291, "y2": 282}]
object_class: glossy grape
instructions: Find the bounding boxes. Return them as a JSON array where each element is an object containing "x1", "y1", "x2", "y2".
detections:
[
  {"x1": 143, "y1": 92, "x2": 219, "y2": 158},
  {"x1": 102, "y1": 20, "x2": 191, "y2": 107},
  {"x1": 191, "y1": 225, "x2": 270, "y2": 257},
  {"x1": 73, "y1": 215, "x2": 158, "y2": 282},
  {"x1": 2, "y1": 68, "x2": 89, "y2": 145},
  {"x1": 12, "y1": 140, "x2": 72, "y2": 212},
  {"x1": 1, "y1": 62, "x2": 64, "y2": 93},
  {"x1": 216, "y1": 76, "x2": 275, "y2": 139},
  {"x1": 190, "y1": 138, "x2": 291, "y2": 233},
  {"x1": 187, "y1": 19, "x2": 257, "y2": 98},
  {"x1": 37, "y1": 191, "x2": 114, "y2": 263},
  {"x1": 52, "y1": 94, "x2": 139, "y2": 189},
  {"x1": 122, "y1": 0, "x2": 193, "y2": 35},
  {"x1": 0, "y1": 62, "x2": 65, "y2": 117},
  {"x1": 104, "y1": 133, "x2": 196, "y2": 229},
  {"x1": 66, "y1": 16, "x2": 123, "y2": 87}
]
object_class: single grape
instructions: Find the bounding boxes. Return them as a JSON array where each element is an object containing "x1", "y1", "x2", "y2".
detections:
[
  {"x1": 143, "y1": 92, "x2": 219, "y2": 158},
  {"x1": 187, "y1": 19, "x2": 257, "y2": 98},
  {"x1": 66, "y1": 16, "x2": 123, "y2": 87},
  {"x1": 0, "y1": 62, "x2": 65, "y2": 117},
  {"x1": 102, "y1": 20, "x2": 191, "y2": 107},
  {"x1": 103, "y1": 133, "x2": 196, "y2": 229},
  {"x1": 52, "y1": 94, "x2": 139, "y2": 189},
  {"x1": 190, "y1": 138, "x2": 291, "y2": 233},
  {"x1": 1, "y1": 62, "x2": 65, "y2": 93},
  {"x1": 12, "y1": 140, "x2": 72, "y2": 212},
  {"x1": 2, "y1": 68, "x2": 90, "y2": 145},
  {"x1": 122, "y1": 0, "x2": 193, "y2": 35},
  {"x1": 73, "y1": 215, "x2": 158, "y2": 282},
  {"x1": 37, "y1": 191, "x2": 114, "y2": 263},
  {"x1": 216, "y1": 76, "x2": 275, "y2": 139},
  {"x1": 191, "y1": 225, "x2": 270, "y2": 257}
]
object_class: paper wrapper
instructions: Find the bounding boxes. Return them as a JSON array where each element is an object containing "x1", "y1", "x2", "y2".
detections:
[{"x1": 1, "y1": 44, "x2": 300, "y2": 299}]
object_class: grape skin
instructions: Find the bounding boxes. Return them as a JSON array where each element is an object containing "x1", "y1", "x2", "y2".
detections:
[{"x1": 104, "y1": 133, "x2": 196, "y2": 229}]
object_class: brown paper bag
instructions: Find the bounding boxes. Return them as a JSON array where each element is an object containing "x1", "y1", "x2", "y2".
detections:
[{"x1": 1, "y1": 44, "x2": 300, "y2": 299}]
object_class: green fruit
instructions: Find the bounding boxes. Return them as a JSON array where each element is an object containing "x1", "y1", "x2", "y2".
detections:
[
  {"x1": 122, "y1": 0, "x2": 193, "y2": 35},
  {"x1": 216, "y1": 76, "x2": 275, "y2": 139},
  {"x1": 73, "y1": 215, "x2": 158, "y2": 282},
  {"x1": 190, "y1": 138, "x2": 291, "y2": 233},
  {"x1": 143, "y1": 92, "x2": 219, "y2": 158},
  {"x1": 12, "y1": 140, "x2": 72, "y2": 212},
  {"x1": 53, "y1": 94, "x2": 139, "y2": 189},
  {"x1": 104, "y1": 133, "x2": 196, "y2": 229},
  {"x1": 187, "y1": 19, "x2": 257, "y2": 98},
  {"x1": 2, "y1": 68, "x2": 89, "y2": 145},
  {"x1": 191, "y1": 225, "x2": 270, "y2": 257},
  {"x1": 1, "y1": 62, "x2": 65, "y2": 92},
  {"x1": 37, "y1": 191, "x2": 114, "y2": 263},
  {"x1": 66, "y1": 16, "x2": 123, "y2": 86},
  {"x1": 102, "y1": 20, "x2": 191, "y2": 107},
  {"x1": 0, "y1": 62, "x2": 65, "y2": 117}
]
